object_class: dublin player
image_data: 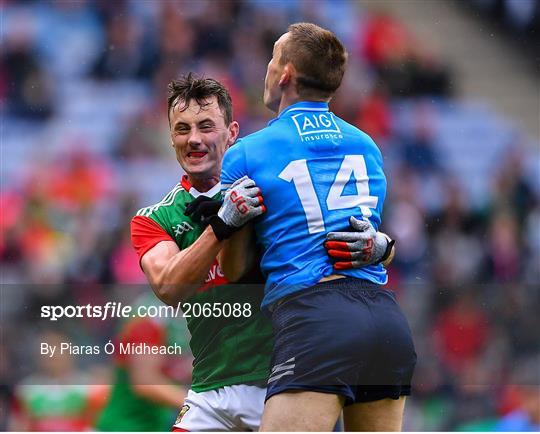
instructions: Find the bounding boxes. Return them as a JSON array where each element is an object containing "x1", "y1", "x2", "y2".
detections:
[
  {"x1": 217, "y1": 23, "x2": 416, "y2": 431},
  {"x1": 131, "y1": 74, "x2": 394, "y2": 431}
]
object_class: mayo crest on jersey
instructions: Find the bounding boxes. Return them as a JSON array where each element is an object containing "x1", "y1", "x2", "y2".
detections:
[{"x1": 221, "y1": 101, "x2": 388, "y2": 310}]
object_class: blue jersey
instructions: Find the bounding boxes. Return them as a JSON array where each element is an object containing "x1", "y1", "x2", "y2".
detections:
[{"x1": 221, "y1": 101, "x2": 388, "y2": 309}]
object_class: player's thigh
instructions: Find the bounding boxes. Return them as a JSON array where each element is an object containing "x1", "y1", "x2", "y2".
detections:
[
  {"x1": 259, "y1": 390, "x2": 343, "y2": 432},
  {"x1": 228, "y1": 385, "x2": 266, "y2": 431},
  {"x1": 343, "y1": 396, "x2": 406, "y2": 432}
]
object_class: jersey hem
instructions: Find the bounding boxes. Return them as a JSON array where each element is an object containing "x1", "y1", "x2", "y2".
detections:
[
  {"x1": 262, "y1": 271, "x2": 387, "y2": 311},
  {"x1": 190, "y1": 370, "x2": 269, "y2": 393}
]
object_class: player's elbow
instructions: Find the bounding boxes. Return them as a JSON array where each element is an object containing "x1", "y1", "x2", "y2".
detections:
[
  {"x1": 151, "y1": 276, "x2": 196, "y2": 306},
  {"x1": 152, "y1": 284, "x2": 183, "y2": 306}
]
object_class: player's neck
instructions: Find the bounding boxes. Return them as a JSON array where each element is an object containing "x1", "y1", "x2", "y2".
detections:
[
  {"x1": 278, "y1": 95, "x2": 330, "y2": 115},
  {"x1": 187, "y1": 175, "x2": 219, "y2": 193}
]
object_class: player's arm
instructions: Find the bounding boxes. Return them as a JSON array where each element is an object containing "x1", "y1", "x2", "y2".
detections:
[
  {"x1": 184, "y1": 176, "x2": 265, "y2": 282},
  {"x1": 218, "y1": 223, "x2": 257, "y2": 282},
  {"x1": 325, "y1": 216, "x2": 396, "y2": 269},
  {"x1": 211, "y1": 177, "x2": 264, "y2": 281},
  {"x1": 211, "y1": 142, "x2": 264, "y2": 280},
  {"x1": 140, "y1": 228, "x2": 223, "y2": 305},
  {"x1": 132, "y1": 217, "x2": 224, "y2": 305}
]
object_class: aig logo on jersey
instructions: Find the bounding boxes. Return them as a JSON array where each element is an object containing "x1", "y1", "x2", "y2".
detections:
[{"x1": 291, "y1": 112, "x2": 342, "y2": 142}]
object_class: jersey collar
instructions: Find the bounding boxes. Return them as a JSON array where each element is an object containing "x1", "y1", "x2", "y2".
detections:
[
  {"x1": 269, "y1": 101, "x2": 330, "y2": 125},
  {"x1": 181, "y1": 175, "x2": 221, "y2": 198}
]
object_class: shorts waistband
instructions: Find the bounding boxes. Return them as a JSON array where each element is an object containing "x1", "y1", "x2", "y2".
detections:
[
  {"x1": 272, "y1": 277, "x2": 382, "y2": 311},
  {"x1": 313, "y1": 276, "x2": 381, "y2": 291}
]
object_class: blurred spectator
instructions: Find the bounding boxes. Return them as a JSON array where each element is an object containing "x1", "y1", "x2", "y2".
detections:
[
  {"x1": 400, "y1": 103, "x2": 441, "y2": 174},
  {"x1": 432, "y1": 293, "x2": 490, "y2": 375},
  {"x1": 92, "y1": 14, "x2": 157, "y2": 80},
  {"x1": 485, "y1": 212, "x2": 521, "y2": 282},
  {"x1": 9, "y1": 330, "x2": 107, "y2": 431},
  {"x1": 192, "y1": 1, "x2": 239, "y2": 59},
  {"x1": 491, "y1": 145, "x2": 536, "y2": 222},
  {"x1": 362, "y1": 11, "x2": 411, "y2": 68},
  {"x1": 0, "y1": 342, "x2": 13, "y2": 431},
  {"x1": 430, "y1": 181, "x2": 485, "y2": 285},
  {"x1": 0, "y1": 34, "x2": 54, "y2": 120},
  {"x1": 155, "y1": 4, "x2": 195, "y2": 71},
  {"x1": 96, "y1": 294, "x2": 191, "y2": 431},
  {"x1": 361, "y1": 12, "x2": 452, "y2": 97},
  {"x1": 42, "y1": 149, "x2": 114, "y2": 211},
  {"x1": 109, "y1": 229, "x2": 146, "y2": 284},
  {"x1": 355, "y1": 84, "x2": 392, "y2": 144},
  {"x1": 495, "y1": 359, "x2": 540, "y2": 431}
]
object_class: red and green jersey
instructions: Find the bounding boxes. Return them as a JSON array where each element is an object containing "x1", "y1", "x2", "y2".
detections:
[
  {"x1": 130, "y1": 176, "x2": 273, "y2": 392},
  {"x1": 96, "y1": 297, "x2": 191, "y2": 431},
  {"x1": 14, "y1": 381, "x2": 105, "y2": 431}
]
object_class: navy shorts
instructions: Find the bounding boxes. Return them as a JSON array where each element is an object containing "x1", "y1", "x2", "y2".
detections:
[{"x1": 266, "y1": 278, "x2": 416, "y2": 405}]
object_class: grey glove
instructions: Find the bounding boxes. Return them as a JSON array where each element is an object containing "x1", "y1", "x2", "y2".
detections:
[
  {"x1": 325, "y1": 216, "x2": 394, "y2": 269},
  {"x1": 208, "y1": 176, "x2": 266, "y2": 240}
]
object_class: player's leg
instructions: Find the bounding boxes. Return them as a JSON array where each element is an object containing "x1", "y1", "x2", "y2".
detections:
[
  {"x1": 260, "y1": 390, "x2": 343, "y2": 431},
  {"x1": 228, "y1": 384, "x2": 266, "y2": 431},
  {"x1": 172, "y1": 388, "x2": 235, "y2": 432},
  {"x1": 343, "y1": 288, "x2": 415, "y2": 432},
  {"x1": 343, "y1": 396, "x2": 406, "y2": 431},
  {"x1": 260, "y1": 282, "x2": 367, "y2": 431}
]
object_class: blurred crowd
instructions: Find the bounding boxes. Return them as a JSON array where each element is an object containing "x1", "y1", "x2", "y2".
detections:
[
  {"x1": 468, "y1": 0, "x2": 540, "y2": 51},
  {"x1": 1, "y1": 0, "x2": 538, "y2": 431}
]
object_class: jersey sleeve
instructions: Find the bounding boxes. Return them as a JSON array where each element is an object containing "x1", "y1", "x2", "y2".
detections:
[
  {"x1": 131, "y1": 215, "x2": 174, "y2": 262},
  {"x1": 221, "y1": 141, "x2": 248, "y2": 191}
]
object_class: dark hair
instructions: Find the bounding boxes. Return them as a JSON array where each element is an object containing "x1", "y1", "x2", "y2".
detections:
[
  {"x1": 280, "y1": 23, "x2": 348, "y2": 99},
  {"x1": 167, "y1": 73, "x2": 233, "y2": 124}
]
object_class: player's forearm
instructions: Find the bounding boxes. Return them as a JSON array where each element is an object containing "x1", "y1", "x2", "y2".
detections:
[
  {"x1": 218, "y1": 224, "x2": 255, "y2": 282},
  {"x1": 154, "y1": 227, "x2": 223, "y2": 304}
]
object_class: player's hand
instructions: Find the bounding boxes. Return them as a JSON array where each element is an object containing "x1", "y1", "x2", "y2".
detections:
[
  {"x1": 325, "y1": 216, "x2": 395, "y2": 270},
  {"x1": 208, "y1": 176, "x2": 266, "y2": 241},
  {"x1": 184, "y1": 196, "x2": 223, "y2": 223}
]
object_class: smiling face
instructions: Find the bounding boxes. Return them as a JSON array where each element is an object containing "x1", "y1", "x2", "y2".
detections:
[
  {"x1": 263, "y1": 32, "x2": 289, "y2": 113},
  {"x1": 169, "y1": 96, "x2": 238, "y2": 189}
]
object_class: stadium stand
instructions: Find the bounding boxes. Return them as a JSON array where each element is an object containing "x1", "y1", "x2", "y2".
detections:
[{"x1": 1, "y1": 0, "x2": 538, "y2": 430}]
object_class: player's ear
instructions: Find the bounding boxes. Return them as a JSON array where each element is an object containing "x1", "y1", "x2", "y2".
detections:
[
  {"x1": 279, "y1": 63, "x2": 295, "y2": 87},
  {"x1": 227, "y1": 121, "x2": 240, "y2": 145}
]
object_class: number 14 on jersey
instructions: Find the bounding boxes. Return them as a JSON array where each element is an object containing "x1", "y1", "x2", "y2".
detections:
[{"x1": 278, "y1": 155, "x2": 378, "y2": 234}]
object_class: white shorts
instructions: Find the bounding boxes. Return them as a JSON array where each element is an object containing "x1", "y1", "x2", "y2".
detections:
[{"x1": 173, "y1": 384, "x2": 265, "y2": 432}]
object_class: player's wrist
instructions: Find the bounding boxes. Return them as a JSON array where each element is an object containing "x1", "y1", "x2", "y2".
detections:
[
  {"x1": 374, "y1": 233, "x2": 395, "y2": 265},
  {"x1": 207, "y1": 215, "x2": 238, "y2": 241}
]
